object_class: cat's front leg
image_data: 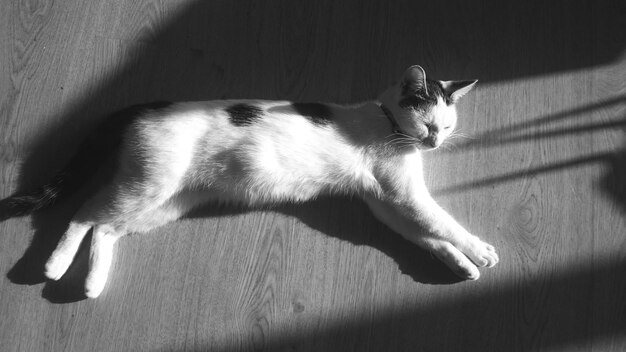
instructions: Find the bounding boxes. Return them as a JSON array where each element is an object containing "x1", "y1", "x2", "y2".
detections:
[{"x1": 363, "y1": 194, "x2": 498, "y2": 280}]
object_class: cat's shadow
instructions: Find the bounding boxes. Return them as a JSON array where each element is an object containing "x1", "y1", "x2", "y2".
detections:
[
  {"x1": 6, "y1": 188, "x2": 461, "y2": 303},
  {"x1": 6, "y1": 191, "x2": 95, "y2": 303},
  {"x1": 192, "y1": 198, "x2": 463, "y2": 283}
]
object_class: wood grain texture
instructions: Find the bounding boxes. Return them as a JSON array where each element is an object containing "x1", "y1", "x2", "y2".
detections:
[{"x1": 1, "y1": 0, "x2": 625, "y2": 351}]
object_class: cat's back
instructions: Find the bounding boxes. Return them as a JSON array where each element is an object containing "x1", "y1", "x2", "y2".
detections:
[
  {"x1": 138, "y1": 99, "x2": 350, "y2": 150},
  {"x1": 162, "y1": 99, "x2": 335, "y2": 130},
  {"x1": 126, "y1": 100, "x2": 281, "y2": 151},
  {"x1": 133, "y1": 99, "x2": 332, "y2": 135}
]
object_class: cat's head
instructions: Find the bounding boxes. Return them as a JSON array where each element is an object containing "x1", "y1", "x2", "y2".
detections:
[{"x1": 379, "y1": 65, "x2": 477, "y2": 150}]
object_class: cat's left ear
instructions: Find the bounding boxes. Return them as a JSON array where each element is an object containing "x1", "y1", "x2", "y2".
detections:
[
  {"x1": 401, "y1": 65, "x2": 428, "y2": 95},
  {"x1": 440, "y1": 80, "x2": 478, "y2": 103}
]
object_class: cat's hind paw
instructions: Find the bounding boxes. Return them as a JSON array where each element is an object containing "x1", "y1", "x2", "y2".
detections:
[
  {"x1": 44, "y1": 222, "x2": 92, "y2": 281},
  {"x1": 44, "y1": 256, "x2": 73, "y2": 281},
  {"x1": 84, "y1": 225, "x2": 119, "y2": 298}
]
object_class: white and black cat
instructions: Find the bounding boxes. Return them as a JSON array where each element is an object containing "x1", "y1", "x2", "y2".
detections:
[{"x1": 1, "y1": 65, "x2": 498, "y2": 298}]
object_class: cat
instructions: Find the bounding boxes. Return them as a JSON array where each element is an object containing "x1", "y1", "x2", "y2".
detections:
[{"x1": 0, "y1": 65, "x2": 498, "y2": 298}]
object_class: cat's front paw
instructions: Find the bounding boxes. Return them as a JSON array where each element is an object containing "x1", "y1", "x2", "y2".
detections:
[
  {"x1": 425, "y1": 235, "x2": 498, "y2": 281},
  {"x1": 456, "y1": 234, "x2": 499, "y2": 270}
]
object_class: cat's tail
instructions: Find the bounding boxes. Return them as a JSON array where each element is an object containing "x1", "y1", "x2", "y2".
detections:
[
  {"x1": 0, "y1": 144, "x2": 98, "y2": 221},
  {"x1": 0, "y1": 101, "x2": 172, "y2": 222},
  {"x1": 1, "y1": 177, "x2": 67, "y2": 220}
]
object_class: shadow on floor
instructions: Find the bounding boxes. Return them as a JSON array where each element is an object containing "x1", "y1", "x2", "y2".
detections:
[
  {"x1": 5, "y1": 194, "x2": 463, "y2": 304},
  {"x1": 434, "y1": 95, "x2": 626, "y2": 202},
  {"x1": 602, "y1": 144, "x2": 626, "y2": 211},
  {"x1": 446, "y1": 96, "x2": 626, "y2": 152},
  {"x1": 151, "y1": 255, "x2": 626, "y2": 351}
]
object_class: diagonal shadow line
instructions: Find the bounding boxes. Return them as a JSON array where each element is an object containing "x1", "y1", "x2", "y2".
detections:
[
  {"x1": 468, "y1": 118, "x2": 626, "y2": 148},
  {"x1": 492, "y1": 95, "x2": 625, "y2": 135},
  {"x1": 449, "y1": 95, "x2": 626, "y2": 151},
  {"x1": 432, "y1": 152, "x2": 615, "y2": 196}
]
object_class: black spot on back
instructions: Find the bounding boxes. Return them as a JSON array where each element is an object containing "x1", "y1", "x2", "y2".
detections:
[
  {"x1": 291, "y1": 102, "x2": 333, "y2": 126},
  {"x1": 225, "y1": 103, "x2": 264, "y2": 126}
]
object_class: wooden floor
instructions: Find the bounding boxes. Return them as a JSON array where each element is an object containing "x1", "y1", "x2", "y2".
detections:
[{"x1": 1, "y1": 0, "x2": 625, "y2": 351}]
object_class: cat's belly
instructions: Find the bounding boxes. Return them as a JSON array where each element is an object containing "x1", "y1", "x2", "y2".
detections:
[
  {"x1": 238, "y1": 179, "x2": 331, "y2": 204},
  {"x1": 189, "y1": 146, "x2": 367, "y2": 205},
  {"x1": 203, "y1": 154, "x2": 337, "y2": 204}
]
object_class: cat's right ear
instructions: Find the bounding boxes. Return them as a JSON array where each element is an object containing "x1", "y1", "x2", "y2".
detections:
[
  {"x1": 401, "y1": 65, "x2": 428, "y2": 96},
  {"x1": 440, "y1": 80, "x2": 478, "y2": 103}
]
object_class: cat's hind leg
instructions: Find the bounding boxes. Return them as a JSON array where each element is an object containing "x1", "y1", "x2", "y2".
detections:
[
  {"x1": 43, "y1": 180, "x2": 182, "y2": 296},
  {"x1": 82, "y1": 191, "x2": 216, "y2": 298},
  {"x1": 44, "y1": 120, "x2": 201, "y2": 296},
  {"x1": 44, "y1": 221, "x2": 92, "y2": 280},
  {"x1": 84, "y1": 224, "x2": 122, "y2": 298},
  {"x1": 44, "y1": 186, "x2": 115, "y2": 282}
]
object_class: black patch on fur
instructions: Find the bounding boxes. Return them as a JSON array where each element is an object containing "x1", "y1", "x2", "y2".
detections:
[
  {"x1": 0, "y1": 101, "x2": 172, "y2": 220},
  {"x1": 225, "y1": 103, "x2": 264, "y2": 126},
  {"x1": 429, "y1": 81, "x2": 452, "y2": 105},
  {"x1": 291, "y1": 102, "x2": 332, "y2": 126},
  {"x1": 399, "y1": 79, "x2": 452, "y2": 111}
]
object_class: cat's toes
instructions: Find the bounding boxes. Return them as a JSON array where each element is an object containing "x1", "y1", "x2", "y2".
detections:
[
  {"x1": 44, "y1": 256, "x2": 72, "y2": 281},
  {"x1": 85, "y1": 277, "x2": 106, "y2": 298},
  {"x1": 430, "y1": 241, "x2": 480, "y2": 280},
  {"x1": 458, "y1": 235, "x2": 499, "y2": 268}
]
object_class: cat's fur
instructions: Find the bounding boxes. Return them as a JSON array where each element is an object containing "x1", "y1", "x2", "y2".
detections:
[{"x1": 1, "y1": 66, "x2": 498, "y2": 298}]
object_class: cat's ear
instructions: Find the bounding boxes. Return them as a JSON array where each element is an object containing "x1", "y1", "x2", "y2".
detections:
[
  {"x1": 401, "y1": 65, "x2": 428, "y2": 95},
  {"x1": 440, "y1": 80, "x2": 478, "y2": 103}
]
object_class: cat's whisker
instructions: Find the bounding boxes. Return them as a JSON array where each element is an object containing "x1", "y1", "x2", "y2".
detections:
[
  {"x1": 399, "y1": 139, "x2": 422, "y2": 147},
  {"x1": 385, "y1": 132, "x2": 423, "y2": 148},
  {"x1": 384, "y1": 136, "x2": 406, "y2": 148},
  {"x1": 387, "y1": 137, "x2": 421, "y2": 149},
  {"x1": 448, "y1": 135, "x2": 473, "y2": 142},
  {"x1": 439, "y1": 142, "x2": 455, "y2": 151},
  {"x1": 442, "y1": 138, "x2": 458, "y2": 147},
  {"x1": 446, "y1": 130, "x2": 475, "y2": 141}
]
